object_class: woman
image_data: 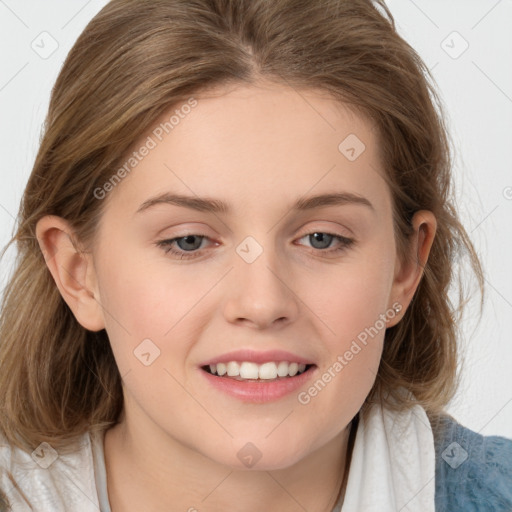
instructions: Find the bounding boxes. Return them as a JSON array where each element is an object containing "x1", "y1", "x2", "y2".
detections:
[{"x1": 1, "y1": 1, "x2": 511, "y2": 510}]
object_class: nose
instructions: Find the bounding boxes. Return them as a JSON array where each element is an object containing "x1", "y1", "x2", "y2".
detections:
[{"x1": 222, "y1": 243, "x2": 300, "y2": 329}]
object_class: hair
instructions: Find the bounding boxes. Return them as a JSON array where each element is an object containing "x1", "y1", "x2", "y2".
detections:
[{"x1": 0, "y1": 0, "x2": 483, "y2": 469}]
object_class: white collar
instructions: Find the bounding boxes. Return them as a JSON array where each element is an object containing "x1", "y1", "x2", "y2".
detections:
[{"x1": 334, "y1": 392, "x2": 436, "y2": 511}]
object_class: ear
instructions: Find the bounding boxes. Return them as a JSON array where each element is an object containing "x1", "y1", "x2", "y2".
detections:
[
  {"x1": 387, "y1": 210, "x2": 437, "y2": 328},
  {"x1": 35, "y1": 215, "x2": 105, "y2": 332}
]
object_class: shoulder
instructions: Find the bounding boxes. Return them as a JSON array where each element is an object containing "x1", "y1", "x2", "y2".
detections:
[
  {"x1": 432, "y1": 414, "x2": 512, "y2": 512},
  {"x1": 0, "y1": 430, "x2": 100, "y2": 511}
]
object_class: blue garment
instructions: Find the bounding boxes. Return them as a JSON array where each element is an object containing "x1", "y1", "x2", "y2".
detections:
[{"x1": 433, "y1": 415, "x2": 512, "y2": 511}]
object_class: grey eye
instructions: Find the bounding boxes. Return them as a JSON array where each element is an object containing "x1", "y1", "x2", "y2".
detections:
[
  {"x1": 174, "y1": 235, "x2": 205, "y2": 251},
  {"x1": 307, "y1": 232, "x2": 335, "y2": 250}
]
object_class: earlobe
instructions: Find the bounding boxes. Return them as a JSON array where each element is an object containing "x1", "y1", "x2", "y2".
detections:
[
  {"x1": 35, "y1": 215, "x2": 105, "y2": 332},
  {"x1": 387, "y1": 210, "x2": 437, "y2": 327}
]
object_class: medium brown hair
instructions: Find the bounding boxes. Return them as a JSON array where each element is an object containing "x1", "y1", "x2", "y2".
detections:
[{"x1": 0, "y1": 0, "x2": 483, "y2": 462}]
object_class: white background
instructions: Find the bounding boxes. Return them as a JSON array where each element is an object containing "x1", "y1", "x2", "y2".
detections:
[{"x1": 0, "y1": 0, "x2": 511, "y2": 437}]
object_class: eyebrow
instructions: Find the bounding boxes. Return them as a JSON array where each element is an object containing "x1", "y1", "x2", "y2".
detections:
[{"x1": 135, "y1": 191, "x2": 375, "y2": 215}]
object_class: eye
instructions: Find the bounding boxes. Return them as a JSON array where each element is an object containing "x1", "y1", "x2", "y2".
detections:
[
  {"x1": 156, "y1": 234, "x2": 212, "y2": 260},
  {"x1": 295, "y1": 232, "x2": 355, "y2": 256}
]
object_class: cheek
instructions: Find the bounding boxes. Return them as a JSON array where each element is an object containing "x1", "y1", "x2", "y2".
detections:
[
  {"x1": 304, "y1": 244, "x2": 395, "y2": 344},
  {"x1": 297, "y1": 261, "x2": 390, "y2": 438},
  {"x1": 95, "y1": 251, "x2": 210, "y2": 368},
  {"x1": 295, "y1": 238, "x2": 394, "y2": 417}
]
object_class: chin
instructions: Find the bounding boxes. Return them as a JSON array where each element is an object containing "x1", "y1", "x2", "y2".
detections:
[{"x1": 206, "y1": 437, "x2": 311, "y2": 472}]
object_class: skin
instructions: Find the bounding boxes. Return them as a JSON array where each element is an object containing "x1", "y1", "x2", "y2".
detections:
[{"x1": 36, "y1": 80, "x2": 436, "y2": 512}]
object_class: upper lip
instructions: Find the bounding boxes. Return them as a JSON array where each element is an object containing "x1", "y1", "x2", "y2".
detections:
[{"x1": 199, "y1": 349, "x2": 315, "y2": 366}]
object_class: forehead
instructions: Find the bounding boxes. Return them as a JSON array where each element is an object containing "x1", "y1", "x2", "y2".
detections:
[{"x1": 102, "y1": 81, "x2": 390, "y2": 220}]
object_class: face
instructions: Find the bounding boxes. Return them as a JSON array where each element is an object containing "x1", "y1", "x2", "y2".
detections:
[{"x1": 89, "y1": 81, "x2": 402, "y2": 470}]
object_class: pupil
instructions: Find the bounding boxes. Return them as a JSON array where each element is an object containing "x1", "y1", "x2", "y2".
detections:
[
  {"x1": 179, "y1": 235, "x2": 201, "y2": 251},
  {"x1": 312, "y1": 232, "x2": 331, "y2": 249}
]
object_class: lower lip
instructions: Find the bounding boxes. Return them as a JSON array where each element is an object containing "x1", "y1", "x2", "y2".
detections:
[{"x1": 200, "y1": 366, "x2": 317, "y2": 403}]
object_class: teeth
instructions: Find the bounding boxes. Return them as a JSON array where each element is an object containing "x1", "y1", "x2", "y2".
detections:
[
  {"x1": 259, "y1": 362, "x2": 277, "y2": 379},
  {"x1": 277, "y1": 361, "x2": 289, "y2": 377},
  {"x1": 226, "y1": 361, "x2": 240, "y2": 376},
  {"x1": 288, "y1": 362, "x2": 299, "y2": 377},
  {"x1": 206, "y1": 361, "x2": 310, "y2": 379},
  {"x1": 240, "y1": 362, "x2": 259, "y2": 379}
]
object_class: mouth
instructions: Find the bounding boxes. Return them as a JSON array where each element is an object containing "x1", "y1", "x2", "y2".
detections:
[
  {"x1": 201, "y1": 361, "x2": 316, "y2": 381},
  {"x1": 198, "y1": 349, "x2": 318, "y2": 402}
]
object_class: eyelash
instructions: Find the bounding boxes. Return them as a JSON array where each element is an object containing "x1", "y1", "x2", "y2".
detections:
[{"x1": 156, "y1": 231, "x2": 355, "y2": 260}]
